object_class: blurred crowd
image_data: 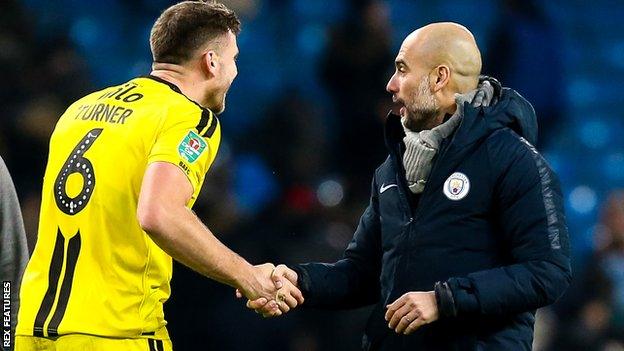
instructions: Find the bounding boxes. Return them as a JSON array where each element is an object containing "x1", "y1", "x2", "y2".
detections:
[{"x1": 1, "y1": 0, "x2": 623, "y2": 350}]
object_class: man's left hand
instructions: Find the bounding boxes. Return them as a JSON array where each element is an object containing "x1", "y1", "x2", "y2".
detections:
[{"x1": 385, "y1": 291, "x2": 439, "y2": 335}]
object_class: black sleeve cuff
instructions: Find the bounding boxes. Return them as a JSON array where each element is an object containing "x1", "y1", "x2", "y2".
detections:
[
  {"x1": 291, "y1": 264, "x2": 312, "y2": 295},
  {"x1": 434, "y1": 281, "x2": 457, "y2": 318},
  {"x1": 445, "y1": 277, "x2": 480, "y2": 315}
]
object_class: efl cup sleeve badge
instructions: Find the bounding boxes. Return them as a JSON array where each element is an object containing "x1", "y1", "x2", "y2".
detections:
[
  {"x1": 443, "y1": 172, "x2": 470, "y2": 200},
  {"x1": 178, "y1": 130, "x2": 207, "y2": 163}
]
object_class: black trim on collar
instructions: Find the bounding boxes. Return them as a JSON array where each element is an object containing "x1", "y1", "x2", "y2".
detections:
[
  {"x1": 142, "y1": 74, "x2": 183, "y2": 94},
  {"x1": 383, "y1": 111, "x2": 406, "y2": 151},
  {"x1": 141, "y1": 75, "x2": 216, "y2": 117}
]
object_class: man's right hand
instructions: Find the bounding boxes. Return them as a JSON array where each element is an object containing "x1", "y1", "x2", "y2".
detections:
[
  {"x1": 236, "y1": 263, "x2": 282, "y2": 316},
  {"x1": 236, "y1": 264, "x2": 304, "y2": 317}
]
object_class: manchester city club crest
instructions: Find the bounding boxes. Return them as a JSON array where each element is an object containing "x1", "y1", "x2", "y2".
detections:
[{"x1": 443, "y1": 172, "x2": 470, "y2": 200}]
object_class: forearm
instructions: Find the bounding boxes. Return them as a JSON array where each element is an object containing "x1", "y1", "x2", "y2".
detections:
[
  {"x1": 141, "y1": 205, "x2": 254, "y2": 289},
  {"x1": 294, "y1": 259, "x2": 380, "y2": 309}
]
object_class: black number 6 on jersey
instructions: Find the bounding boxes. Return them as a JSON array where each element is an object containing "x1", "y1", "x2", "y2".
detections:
[{"x1": 54, "y1": 128, "x2": 103, "y2": 215}]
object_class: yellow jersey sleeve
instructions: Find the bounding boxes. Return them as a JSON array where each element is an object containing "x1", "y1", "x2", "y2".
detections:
[{"x1": 147, "y1": 108, "x2": 221, "y2": 202}]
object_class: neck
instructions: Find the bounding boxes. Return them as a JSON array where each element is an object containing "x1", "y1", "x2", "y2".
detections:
[
  {"x1": 428, "y1": 105, "x2": 455, "y2": 130},
  {"x1": 151, "y1": 63, "x2": 206, "y2": 106},
  {"x1": 426, "y1": 91, "x2": 459, "y2": 129},
  {"x1": 445, "y1": 102, "x2": 458, "y2": 116}
]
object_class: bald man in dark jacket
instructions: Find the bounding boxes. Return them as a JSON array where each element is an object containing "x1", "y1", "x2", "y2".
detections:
[{"x1": 246, "y1": 22, "x2": 571, "y2": 351}]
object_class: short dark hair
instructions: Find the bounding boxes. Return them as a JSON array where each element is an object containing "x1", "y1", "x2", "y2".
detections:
[{"x1": 150, "y1": 1, "x2": 241, "y2": 64}]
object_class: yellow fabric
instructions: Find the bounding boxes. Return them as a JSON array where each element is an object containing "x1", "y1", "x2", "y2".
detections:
[
  {"x1": 17, "y1": 76, "x2": 220, "y2": 339},
  {"x1": 15, "y1": 335, "x2": 173, "y2": 351}
]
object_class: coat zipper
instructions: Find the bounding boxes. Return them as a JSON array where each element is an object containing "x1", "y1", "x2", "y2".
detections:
[{"x1": 390, "y1": 137, "x2": 450, "y2": 223}]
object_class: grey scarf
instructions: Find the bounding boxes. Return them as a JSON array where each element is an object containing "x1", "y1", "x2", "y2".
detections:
[
  {"x1": 402, "y1": 112, "x2": 461, "y2": 193},
  {"x1": 402, "y1": 80, "x2": 496, "y2": 194}
]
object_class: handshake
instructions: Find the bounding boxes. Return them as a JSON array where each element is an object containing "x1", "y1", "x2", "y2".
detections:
[
  {"x1": 235, "y1": 263, "x2": 304, "y2": 317},
  {"x1": 234, "y1": 263, "x2": 440, "y2": 335}
]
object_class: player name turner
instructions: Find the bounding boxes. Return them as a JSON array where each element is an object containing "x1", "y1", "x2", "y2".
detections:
[
  {"x1": 72, "y1": 82, "x2": 144, "y2": 125},
  {"x1": 73, "y1": 103, "x2": 134, "y2": 125}
]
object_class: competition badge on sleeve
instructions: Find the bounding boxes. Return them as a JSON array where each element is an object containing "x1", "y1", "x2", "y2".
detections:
[{"x1": 178, "y1": 131, "x2": 207, "y2": 163}]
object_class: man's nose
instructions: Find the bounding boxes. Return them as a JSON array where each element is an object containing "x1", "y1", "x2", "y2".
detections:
[{"x1": 386, "y1": 74, "x2": 398, "y2": 94}]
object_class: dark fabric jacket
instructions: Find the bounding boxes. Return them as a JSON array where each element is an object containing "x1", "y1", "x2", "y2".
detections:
[{"x1": 294, "y1": 89, "x2": 572, "y2": 350}]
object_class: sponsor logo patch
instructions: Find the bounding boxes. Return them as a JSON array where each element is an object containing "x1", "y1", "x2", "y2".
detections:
[
  {"x1": 380, "y1": 183, "x2": 398, "y2": 194},
  {"x1": 443, "y1": 172, "x2": 470, "y2": 200},
  {"x1": 178, "y1": 131, "x2": 207, "y2": 163}
]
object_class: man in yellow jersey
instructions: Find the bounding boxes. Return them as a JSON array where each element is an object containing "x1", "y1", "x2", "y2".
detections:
[{"x1": 15, "y1": 1, "x2": 303, "y2": 350}]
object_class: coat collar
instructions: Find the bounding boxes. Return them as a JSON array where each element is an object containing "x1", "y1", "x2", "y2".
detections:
[
  {"x1": 382, "y1": 107, "x2": 483, "y2": 194},
  {"x1": 382, "y1": 88, "x2": 538, "y2": 193},
  {"x1": 383, "y1": 111, "x2": 405, "y2": 151}
]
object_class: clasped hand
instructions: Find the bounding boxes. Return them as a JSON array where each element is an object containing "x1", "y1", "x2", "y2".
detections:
[{"x1": 236, "y1": 264, "x2": 304, "y2": 318}]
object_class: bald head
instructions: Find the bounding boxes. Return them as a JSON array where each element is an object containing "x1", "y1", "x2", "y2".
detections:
[
  {"x1": 386, "y1": 22, "x2": 482, "y2": 131},
  {"x1": 402, "y1": 22, "x2": 481, "y2": 91}
]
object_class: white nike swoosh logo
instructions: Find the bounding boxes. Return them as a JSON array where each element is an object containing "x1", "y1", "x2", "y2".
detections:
[{"x1": 380, "y1": 183, "x2": 398, "y2": 194}]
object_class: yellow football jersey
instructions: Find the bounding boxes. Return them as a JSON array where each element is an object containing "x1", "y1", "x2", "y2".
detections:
[{"x1": 16, "y1": 76, "x2": 221, "y2": 340}]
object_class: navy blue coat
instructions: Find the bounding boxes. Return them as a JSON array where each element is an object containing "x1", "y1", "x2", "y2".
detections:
[{"x1": 294, "y1": 89, "x2": 572, "y2": 350}]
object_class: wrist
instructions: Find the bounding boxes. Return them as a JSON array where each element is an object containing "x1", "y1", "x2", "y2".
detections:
[{"x1": 234, "y1": 262, "x2": 257, "y2": 291}]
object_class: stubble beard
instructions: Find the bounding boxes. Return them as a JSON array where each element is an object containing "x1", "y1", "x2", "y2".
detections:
[{"x1": 403, "y1": 75, "x2": 440, "y2": 132}]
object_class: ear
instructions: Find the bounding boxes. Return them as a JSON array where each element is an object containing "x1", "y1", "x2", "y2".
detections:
[
  {"x1": 431, "y1": 65, "x2": 451, "y2": 92},
  {"x1": 203, "y1": 50, "x2": 218, "y2": 77}
]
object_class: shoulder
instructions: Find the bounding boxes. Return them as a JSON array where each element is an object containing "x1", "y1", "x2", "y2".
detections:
[
  {"x1": 486, "y1": 127, "x2": 529, "y2": 149},
  {"x1": 138, "y1": 87, "x2": 219, "y2": 139},
  {"x1": 0, "y1": 156, "x2": 9, "y2": 184},
  {"x1": 486, "y1": 128, "x2": 557, "y2": 187},
  {"x1": 0, "y1": 156, "x2": 17, "y2": 201},
  {"x1": 373, "y1": 155, "x2": 393, "y2": 179},
  {"x1": 138, "y1": 80, "x2": 220, "y2": 138},
  {"x1": 485, "y1": 128, "x2": 543, "y2": 165}
]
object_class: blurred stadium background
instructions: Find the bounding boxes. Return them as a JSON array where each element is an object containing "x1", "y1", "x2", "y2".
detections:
[{"x1": 1, "y1": 0, "x2": 623, "y2": 350}]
